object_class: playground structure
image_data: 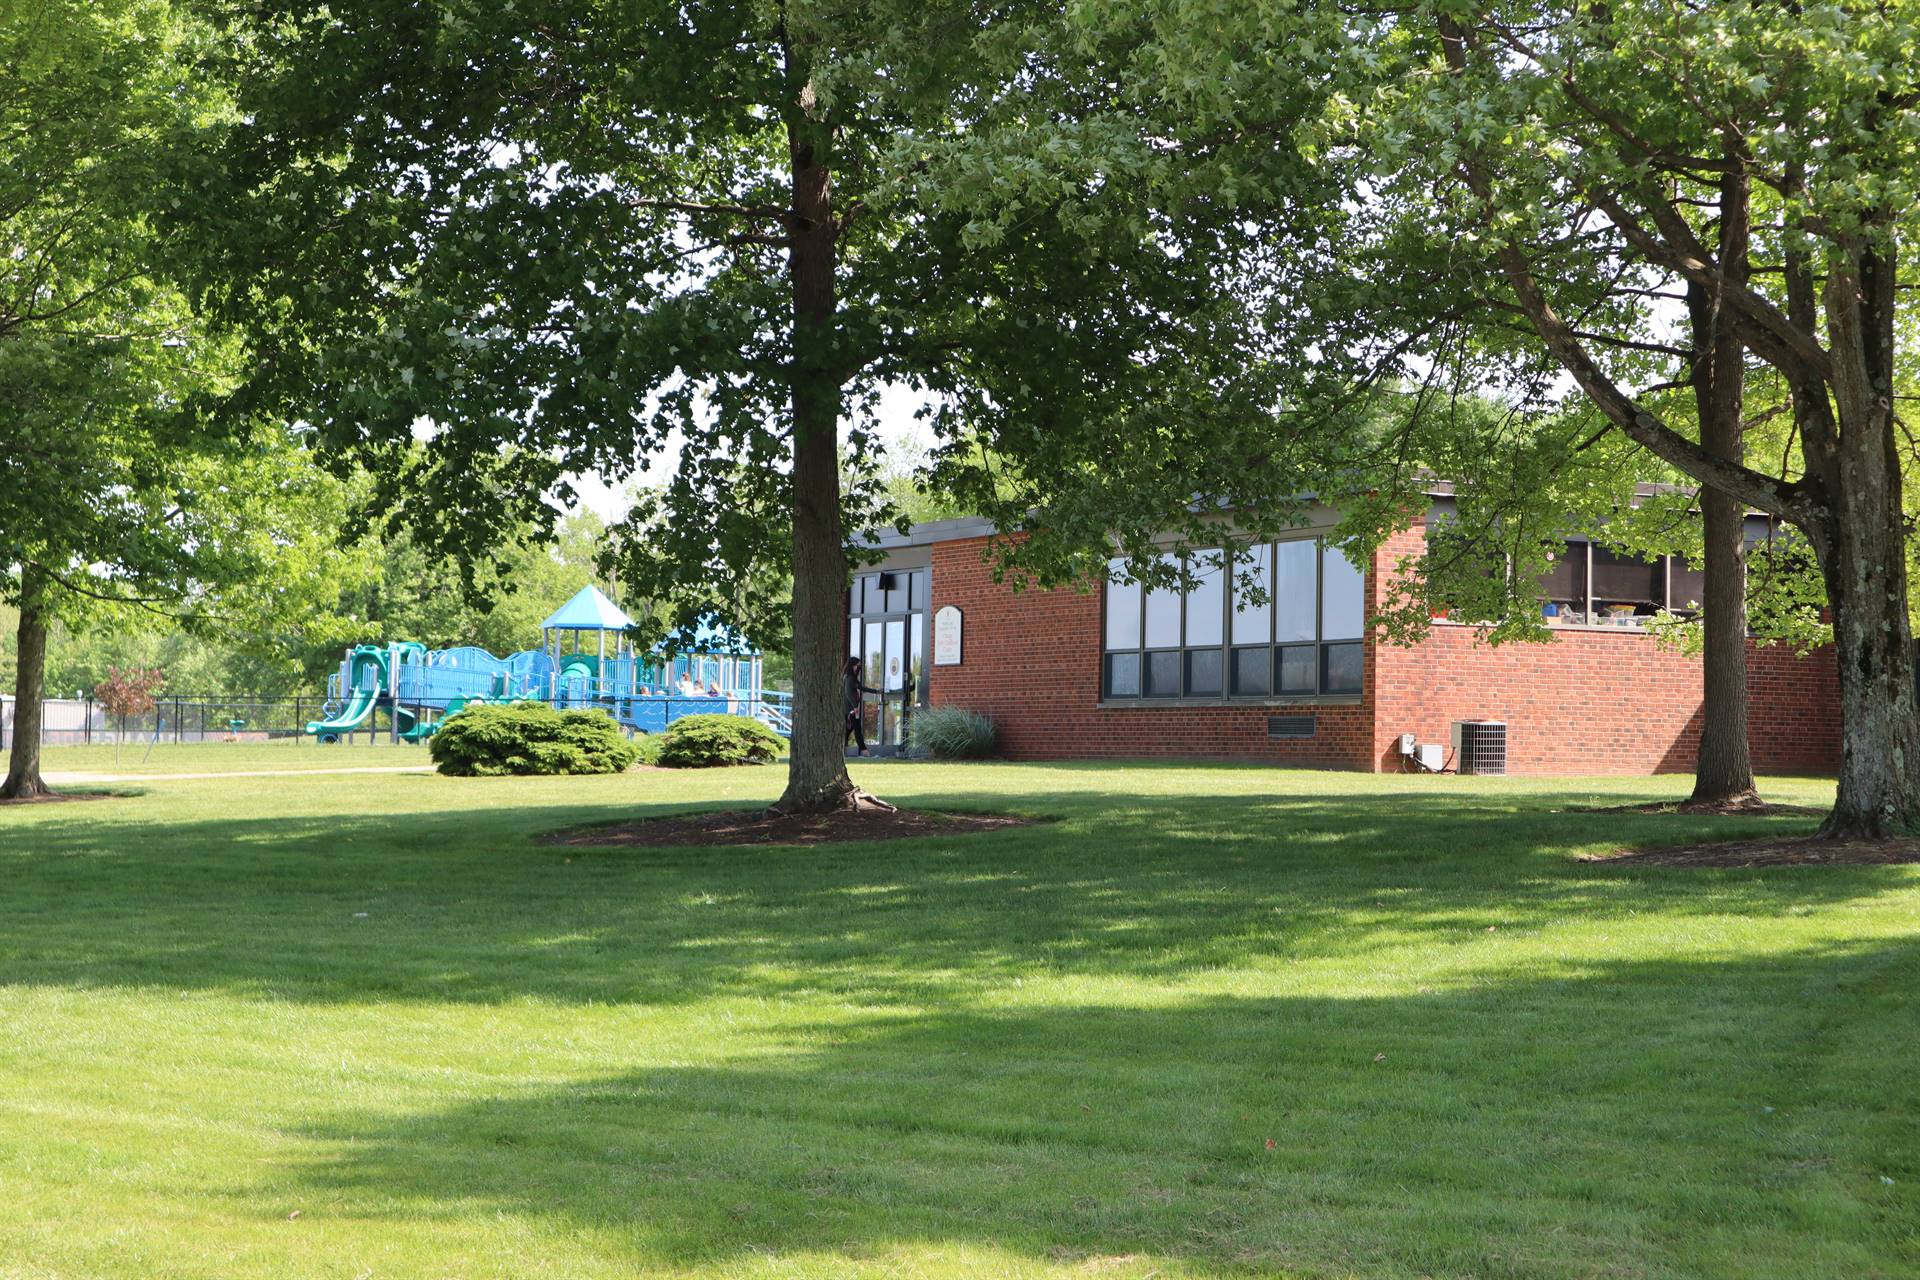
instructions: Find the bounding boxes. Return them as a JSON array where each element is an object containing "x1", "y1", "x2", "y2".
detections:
[{"x1": 304, "y1": 586, "x2": 792, "y2": 743}]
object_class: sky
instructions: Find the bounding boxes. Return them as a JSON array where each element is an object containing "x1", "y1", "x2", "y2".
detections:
[{"x1": 562, "y1": 382, "x2": 938, "y2": 521}]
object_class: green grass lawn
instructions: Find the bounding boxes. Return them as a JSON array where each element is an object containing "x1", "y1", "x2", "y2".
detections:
[
  {"x1": 2, "y1": 761, "x2": 1915, "y2": 1278},
  {"x1": 40, "y1": 738, "x2": 430, "y2": 776}
]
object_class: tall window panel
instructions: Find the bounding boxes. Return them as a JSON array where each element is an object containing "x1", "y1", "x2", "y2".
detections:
[
  {"x1": 1184, "y1": 551, "x2": 1224, "y2": 695},
  {"x1": 1143, "y1": 553, "x2": 1181, "y2": 649},
  {"x1": 1231, "y1": 545, "x2": 1273, "y2": 696},
  {"x1": 1320, "y1": 544, "x2": 1364, "y2": 694},
  {"x1": 1141, "y1": 552, "x2": 1182, "y2": 696},
  {"x1": 1105, "y1": 560, "x2": 1141, "y2": 648},
  {"x1": 1273, "y1": 539, "x2": 1318, "y2": 694}
]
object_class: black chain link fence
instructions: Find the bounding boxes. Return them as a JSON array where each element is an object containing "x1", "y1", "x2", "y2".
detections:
[{"x1": 0, "y1": 696, "x2": 404, "y2": 748}]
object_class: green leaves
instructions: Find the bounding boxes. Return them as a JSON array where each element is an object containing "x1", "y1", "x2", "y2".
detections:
[
  {"x1": 655, "y1": 713, "x2": 783, "y2": 768},
  {"x1": 429, "y1": 701, "x2": 640, "y2": 776}
]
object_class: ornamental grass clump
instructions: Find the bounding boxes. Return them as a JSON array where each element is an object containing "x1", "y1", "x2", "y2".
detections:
[
  {"x1": 656, "y1": 714, "x2": 784, "y2": 768},
  {"x1": 910, "y1": 706, "x2": 997, "y2": 760},
  {"x1": 429, "y1": 702, "x2": 639, "y2": 776}
]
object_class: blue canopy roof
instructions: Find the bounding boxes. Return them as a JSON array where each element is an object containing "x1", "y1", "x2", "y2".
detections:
[{"x1": 540, "y1": 585, "x2": 634, "y2": 632}]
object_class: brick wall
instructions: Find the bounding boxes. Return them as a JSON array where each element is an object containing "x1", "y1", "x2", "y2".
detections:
[
  {"x1": 921, "y1": 527, "x2": 1842, "y2": 776},
  {"x1": 1368, "y1": 524, "x2": 1840, "y2": 775},
  {"x1": 926, "y1": 537, "x2": 1377, "y2": 767}
]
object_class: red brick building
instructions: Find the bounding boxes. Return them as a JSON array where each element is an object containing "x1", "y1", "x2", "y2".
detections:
[{"x1": 848, "y1": 512, "x2": 1841, "y2": 776}]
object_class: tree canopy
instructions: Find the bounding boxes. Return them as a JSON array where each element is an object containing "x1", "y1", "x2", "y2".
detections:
[
  {"x1": 993, "y1": 0, "x2": 1920, "y2": 835},
  {"x1": 172, "y1": 0, "x2": 1322, "y2": 810},
  {"x1": 0, "y1": 0, "x2": 361, "y2": 796}
]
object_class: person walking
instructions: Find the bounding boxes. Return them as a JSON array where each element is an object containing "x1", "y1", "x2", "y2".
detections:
[{"x1": 843, "y1": 656, "x2": 878, "y2": 755}]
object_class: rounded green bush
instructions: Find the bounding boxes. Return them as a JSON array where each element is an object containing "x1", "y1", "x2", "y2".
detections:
[
  {"x1": 656, "y1": 713, "x2": 784, "y2": 768},
  {"x1": 909, "y1": 705, "x2": 997, "y2": 759},
  {"x1": 429, "y1": 701, "x2": 640, "y2": 776}
]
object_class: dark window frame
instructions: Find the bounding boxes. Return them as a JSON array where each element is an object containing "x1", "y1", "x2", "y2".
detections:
[{"x1": 1102, "y1": 538, "x2": 1365, "y2": 703}]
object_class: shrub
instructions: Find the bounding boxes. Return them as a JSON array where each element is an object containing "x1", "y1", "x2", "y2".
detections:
[
  {"x1": 632, "y1": 733, "x2": 663, "y2": 766},
  {"x1": 910, "y1": 705, "x2": 997, "y2": 759},
  {"x1": 430, "y1": 701, "x2": 639, "y2": 777},
  {"x1": 656, "y1": 713, "x2": 784, "y2": 768}
]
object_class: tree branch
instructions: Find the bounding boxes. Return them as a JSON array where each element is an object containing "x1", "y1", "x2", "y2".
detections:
[{"x1": 1436, "y1": 15, "x2": 1810, "y2": 524}]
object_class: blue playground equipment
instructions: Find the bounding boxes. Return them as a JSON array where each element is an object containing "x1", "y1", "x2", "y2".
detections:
[{"x1": 304, "y1": 586, "x2": 792, "y2": 743}]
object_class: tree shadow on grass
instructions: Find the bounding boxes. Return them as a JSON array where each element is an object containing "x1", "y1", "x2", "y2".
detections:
[
  {"x1": 270, "y1": 940, "x2": 1920, "y2": 1278},
  {"x1": 0, "y1": 773, "x2": 1901, "y2": 1010}
]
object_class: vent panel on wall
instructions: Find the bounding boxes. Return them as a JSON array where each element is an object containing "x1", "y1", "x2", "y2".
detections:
[{"x1": 1267, "y1": 714, "x2": 1315, "y2": 740}]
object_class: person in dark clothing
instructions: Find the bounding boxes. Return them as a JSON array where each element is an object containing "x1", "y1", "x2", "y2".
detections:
[{"x1": 843, "y1": 656, "x2": 878, "y2": 754}]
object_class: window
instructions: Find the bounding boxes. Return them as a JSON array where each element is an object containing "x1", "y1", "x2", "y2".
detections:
[
  {"x1": 1528, "y1": 543, "x2": 1702, "y2": 623},
  {"x1": 1591, "y1": 545, "x2": 1662, "y2": 607},
  {"x1": 1321, "y1": 545, "x2": 1363, "y2": 640},
  {"x1": 1185, "y1": 552, "x2": 1224, "y2": 647},
  {"x1": 1104, "y1": 566, "x2": 1141, "y2": 649},
  {"x1": 1232, "y1": 544, "x2": 1271, "y2": 644},
  {"x1": 1540, "y1": 540, "x2": 1587, "y2": 611},
  {"x1": 883, "y1": 619, "x2": 905, "y2": 690},
  {"x1": 1231, "y1": 645, "x2": 1272, "y2": 696},
  {"x1": 1230, "y1": 544, "x2": 1273, "y2": 696},
  {"x1": 1143, "y1": 553, "x2": 1181, "y2": 649},
  {"x1": 1668, "y1": 556, "x2": 1706, "y2": 611},
  {"x1": 1103, "y1": 538, "x2": 1365, "y2": 702}
]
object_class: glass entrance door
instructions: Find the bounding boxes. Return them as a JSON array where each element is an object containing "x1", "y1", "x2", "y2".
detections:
[{"x1": 848, "y1": 569, "x2": 928, "y2": 755}]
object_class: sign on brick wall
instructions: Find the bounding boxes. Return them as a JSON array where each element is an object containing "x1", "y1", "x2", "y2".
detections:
[{"x1": 934, "y1": 605, "x2": 963, "y2": 665}]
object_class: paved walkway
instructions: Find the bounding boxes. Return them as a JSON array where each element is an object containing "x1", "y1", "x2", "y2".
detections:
[{"x1": 44, "y1": 765, "x2": 434, "y2": 784}]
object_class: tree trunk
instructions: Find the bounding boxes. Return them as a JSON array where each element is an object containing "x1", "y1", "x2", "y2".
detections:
[
  {"x1": 2, "y1": 566, "x2": 52, "y2": 801},
  {"x1": 1690, "y1": 484, "x2": 1756, "y2": 806},
  {"x1": 1805, "y1": 239, "x2": 1920, "y2": 837},
  {"x1": 771, "y1": 65, "x2": 861, "y2": 815},
  {"x1": 1685, "y1": 163, "x2": 1758, "y2": 807},
  {"x1": 1815, "y1": 489, "x2": 1920, "y2": 836}
]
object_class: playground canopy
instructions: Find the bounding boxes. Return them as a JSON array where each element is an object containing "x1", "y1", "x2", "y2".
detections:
[{"x1": 540, "y1": 585, "x2": 634, "y2": 633}]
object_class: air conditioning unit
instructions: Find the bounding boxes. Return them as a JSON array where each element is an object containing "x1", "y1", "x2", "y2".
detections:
[{"x1": 1451, "y1": 719, "x2": 1507, "y2": 775}]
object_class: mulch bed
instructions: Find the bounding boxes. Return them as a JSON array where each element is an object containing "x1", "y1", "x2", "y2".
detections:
[
  {"x1": 1575, "y1": 799, "x2": 1826, "y2": 818},
  {"x1": 539, "y1": 806, "x2": 1036, "y2": 848},
  {"x1": 1587, "y1": 836, "x2": 1920, "y2": 868},
  {"x1": 0, "y1": 789, "x2": 122, "y2": 807}
]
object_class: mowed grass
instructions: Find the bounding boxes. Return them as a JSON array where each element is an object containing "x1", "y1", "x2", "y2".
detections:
[
  {"x1": 2, "y1": 760, "x2": 1916, "y2": 1279},
  {"x1": 40, "y1": 738, "x2": 429, "y2": 776}
]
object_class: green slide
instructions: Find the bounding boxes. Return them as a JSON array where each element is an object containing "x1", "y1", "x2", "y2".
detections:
[
  {"x1": 306, "y1": 645, "x2": 389, "y2": 741},
  {"x1": 396, "y1": 693, "x2": 481, "y2": 744}
]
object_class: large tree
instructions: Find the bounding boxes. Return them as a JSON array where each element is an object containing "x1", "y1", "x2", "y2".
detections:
[
  {"x1": 1061, "y1": 0, "x2": 1919, "y2": 834},
  {"x1": 174, "y1": 0, "x2": 1322, "y2": 812},
  {"x1": 1410, "y1": 4, "x2": 1920, "y2": 835},
  {"x1": 2, "y1": 1, "x2": 357, "y2": 797}
]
